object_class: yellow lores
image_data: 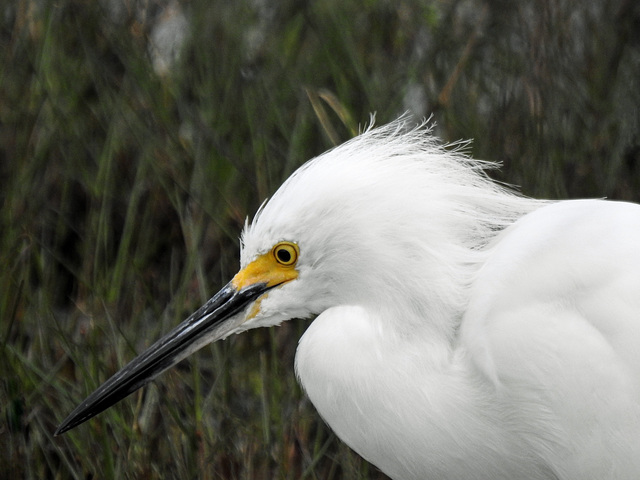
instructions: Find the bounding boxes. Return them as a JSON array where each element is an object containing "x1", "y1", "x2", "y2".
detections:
[
  {"x1": 232, "y1": 242, "x2": 299, "y2": 321},
  {"x1": 232, "y1": 241, "x2": 299, "y2": 290}
]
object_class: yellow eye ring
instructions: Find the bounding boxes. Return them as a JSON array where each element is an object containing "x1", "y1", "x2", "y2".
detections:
[{"x1": 272, "y1": 242, "x2": 299, "y2": 267}]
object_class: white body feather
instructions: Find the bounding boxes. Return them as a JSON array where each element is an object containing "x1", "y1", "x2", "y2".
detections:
[{"x1": 239, "y1": 120, "x2": 640, "y2": 479}]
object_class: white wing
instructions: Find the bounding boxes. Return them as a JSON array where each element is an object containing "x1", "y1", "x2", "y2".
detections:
[{"x1": 463, "y1": 199, "x2": 640, "y2": 479}]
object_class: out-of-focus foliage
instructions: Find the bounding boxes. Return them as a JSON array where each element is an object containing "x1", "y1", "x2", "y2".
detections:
[{"x1": 1, "y1": 0, "x2": 639, "y2": 478}]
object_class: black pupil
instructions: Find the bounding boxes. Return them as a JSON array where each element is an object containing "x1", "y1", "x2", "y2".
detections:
[{"x1": 277, "y1": 248, "x2": 291, "y2": 263}]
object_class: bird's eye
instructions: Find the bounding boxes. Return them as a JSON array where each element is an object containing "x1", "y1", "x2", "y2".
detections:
[{"x1": 272, "y1": 242, "x2": 299, "y2": 266}]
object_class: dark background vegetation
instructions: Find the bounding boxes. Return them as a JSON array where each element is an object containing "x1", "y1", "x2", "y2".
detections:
[{"x1": 2, "y1": 0, "x2": 640, "y2": 478}]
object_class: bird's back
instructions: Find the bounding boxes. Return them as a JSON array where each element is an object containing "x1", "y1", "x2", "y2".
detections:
[{"x1": 462, "y1": 199, "x2": 640, "y2": 479}]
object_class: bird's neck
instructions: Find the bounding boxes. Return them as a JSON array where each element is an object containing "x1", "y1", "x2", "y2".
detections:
[{"x1": 296, "y1": 304, "x2": 543, "y2": 479}]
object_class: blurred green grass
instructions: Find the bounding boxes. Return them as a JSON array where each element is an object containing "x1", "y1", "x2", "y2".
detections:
[{"x1": 1, "y1": 0, "x2": 639, "y2": 478}]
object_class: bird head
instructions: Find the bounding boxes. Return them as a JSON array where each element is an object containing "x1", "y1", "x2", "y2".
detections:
[{"x1": 55, "y1": 118, "x2": 539, "y2": 435}]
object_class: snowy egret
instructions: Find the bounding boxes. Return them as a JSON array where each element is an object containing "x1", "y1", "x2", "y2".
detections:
[{"x1": 56, "y1": 119, "x2": 640, "y2": 479}]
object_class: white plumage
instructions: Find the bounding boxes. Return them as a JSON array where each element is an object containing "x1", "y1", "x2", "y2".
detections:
[{"x1": 57, "y1": 119, "x2": 640, "y2": 480}]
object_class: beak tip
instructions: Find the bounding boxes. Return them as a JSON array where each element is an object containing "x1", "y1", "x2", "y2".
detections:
[
  {"x1": 54, "y1": 281, "x2": 270, "y2": 437},
  {"x1": 54, "y1": 412, "x2": 84, "y2": 436},
  {"x1": 54, "y1": 420, "x2": 70, "y2": 436}
]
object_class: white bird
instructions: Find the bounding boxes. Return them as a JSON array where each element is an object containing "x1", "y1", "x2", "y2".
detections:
[{"x1": 56, "y1": 119, "x2": 640, "y2": 480}]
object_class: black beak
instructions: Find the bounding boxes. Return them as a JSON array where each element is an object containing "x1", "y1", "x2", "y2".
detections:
[{"x1": 55, "y1": 281, "x2": 268, "y2": 436}]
